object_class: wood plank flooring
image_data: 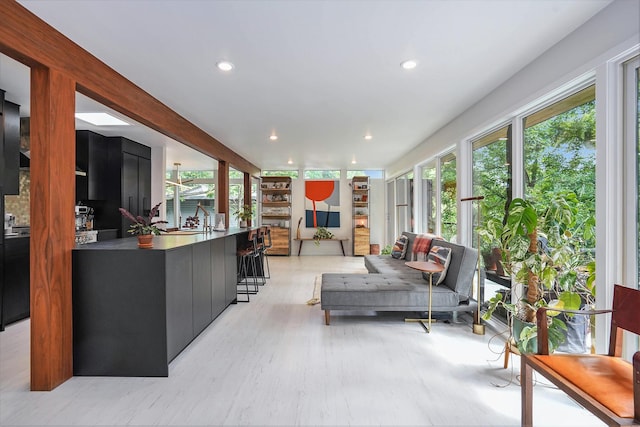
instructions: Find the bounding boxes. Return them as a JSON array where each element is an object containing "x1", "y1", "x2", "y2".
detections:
[{"x1": 0, "y1": 256, "x2": 604, "y2": 426}]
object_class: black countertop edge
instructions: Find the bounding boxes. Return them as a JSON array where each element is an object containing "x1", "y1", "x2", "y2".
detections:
[{"x1": 73, "y1": 227, "x2": 256, "y2": 251}]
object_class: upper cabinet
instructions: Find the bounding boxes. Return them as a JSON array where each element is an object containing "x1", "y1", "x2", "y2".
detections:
[
  {"x1": 107, "y1": 137, "x2": 152, "y2": 238},
  {"x1": 2, "y1": 92, "x2": 20, "y2": 196},
  {"x1": 76, "y1": 130, "x2": 108, "y2": 201}
]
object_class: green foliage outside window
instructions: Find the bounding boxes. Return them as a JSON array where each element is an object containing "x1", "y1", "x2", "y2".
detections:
[
  {"x1": 440, "y1": 156, "x2": 457, "y2": 241},
  {"x1": 524, "y1": 99, "x2": 596, "y2": 252}
]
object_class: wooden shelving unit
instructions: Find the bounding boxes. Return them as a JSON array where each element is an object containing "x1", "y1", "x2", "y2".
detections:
[
  {"x1": 352, "y1": 176, "x2": 370, "y2": 256},
  {"x1": 260, "y1": 176, "x2": 292, "y2": 256}
]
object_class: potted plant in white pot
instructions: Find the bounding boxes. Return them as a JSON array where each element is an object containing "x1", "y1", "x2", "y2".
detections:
[
  {"x1": 119, "y1": 202, "x2": 168, "y2": 248},
  {"x1": 234, "y1": 205, "x2": 253, "y2": 228},
  {"x1": 482, "y1": 192, "x2": 595, "y2": 353}
]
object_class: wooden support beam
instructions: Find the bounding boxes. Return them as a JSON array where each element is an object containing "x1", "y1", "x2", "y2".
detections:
[
  {"x1": 29, "y1": 65, "x2": 76, "y2": 391},
  {"x1": 218, "y1": 161, "x2": 229, "y2": 228}
]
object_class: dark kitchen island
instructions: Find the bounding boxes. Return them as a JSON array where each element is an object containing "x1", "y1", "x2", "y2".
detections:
[{"x1": 72, "y1": 228, "x2": 250, "y2": 377}]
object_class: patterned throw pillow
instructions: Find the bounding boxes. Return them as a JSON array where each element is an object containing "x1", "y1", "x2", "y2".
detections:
[
  {"x1": 390, "y1": 235, "x2": 409, "y2": 259},
  {"x1": 425, "y1": 245, "x2": 452, "y2": 285},
  {"x1": 411, "y1": 234, "x2": 435, "y2": 261}
]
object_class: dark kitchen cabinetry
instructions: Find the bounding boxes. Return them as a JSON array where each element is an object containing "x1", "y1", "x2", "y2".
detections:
[
  {"x1": 97, "y1": 137, "x2": 151, "y2": 238},
  {"x1": 76, "y1": 130, "x2": 108, "y2": 201},
  {"x1": 2, "y1": 96, "x2": 20, "y2": 196},
  {"x1": 1, "y1": 236, "x2": 30, "y2": 328},
  {"x1": 72, "y1": 231, "x2": 242, "y2": 376}
]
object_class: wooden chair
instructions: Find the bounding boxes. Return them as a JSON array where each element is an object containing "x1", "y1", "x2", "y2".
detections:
[{"x1": 521, "y1": 284, "x2": 640, "y2": 426}]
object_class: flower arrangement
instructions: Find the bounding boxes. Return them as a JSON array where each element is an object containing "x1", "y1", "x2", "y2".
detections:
[{"x1": 119, "y1": 202, "x2": 168, "y2": 236}]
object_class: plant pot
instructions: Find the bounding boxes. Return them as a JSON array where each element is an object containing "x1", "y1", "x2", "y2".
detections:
[
  {"x1": 239, "y1": 220, "x2": 248, "y2": 228},
  {"x1": 137, "y1": 234, "x2": 154, "y2": 248}
]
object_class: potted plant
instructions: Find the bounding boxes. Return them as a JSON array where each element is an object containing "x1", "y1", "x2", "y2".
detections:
[
  {"x1": 234, "y1": 205, "x2": 253, "y2": 228},
  {"x1": 313, "y1": 227, "x2": 334, "y2": 246},
  {"x1": 482, "y1": 192, "x2": 595, "y2": 353},
  {"x1": 119, "y1": 202, "x2": 168, "y2": 248}
]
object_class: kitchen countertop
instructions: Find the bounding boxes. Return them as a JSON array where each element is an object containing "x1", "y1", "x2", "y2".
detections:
[{"x1": 73, "y1": 227, "x2": 255, "y2": 251}]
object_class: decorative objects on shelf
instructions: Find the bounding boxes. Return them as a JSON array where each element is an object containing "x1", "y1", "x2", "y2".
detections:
[
  {"x1": 352, "y1": 176, "x2": 370, "y2": 255},
  {"x1": 261, "y1": 176, "x2": 292, "y2": 255},
  {"x1": 119, "y1": 202, "x2": 167, "y2": 248}
]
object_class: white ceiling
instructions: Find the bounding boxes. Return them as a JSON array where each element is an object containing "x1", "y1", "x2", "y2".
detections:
[{"x1": 2, "y1": 0, "x2": 611, "y2": 172}]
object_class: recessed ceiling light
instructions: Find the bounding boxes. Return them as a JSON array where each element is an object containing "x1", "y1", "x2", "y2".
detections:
[
  {"x1": 351, "y1": 159, "x2": 357, "y2": 164},
  {"x1": 216, "y1": 61, "x2": 234, "y2": 71},
  {"x1": 400, "y1": 60, "x2": 417, "y2": 70},
  {"x1": 287, "y1": 159, "x2": 293, "y2": 165},
  {"x1": 75, "y1": 112, "x2": 130, "y2": 126},
  {"x1": 364, "y1": 134, "x2": 372, "y2": 140},
  {"x1": 269, "y1": 134, "x2": 278, "y2": 141}
]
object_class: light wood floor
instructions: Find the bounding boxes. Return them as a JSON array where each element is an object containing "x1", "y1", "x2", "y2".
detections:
[{"x1": 0, "y1": 256, "x2": 603, "y2": 426}]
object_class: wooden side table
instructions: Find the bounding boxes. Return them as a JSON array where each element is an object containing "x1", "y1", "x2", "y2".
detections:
[{"x1": 404, "y1": 261, "x2": 444, "y2": 333}]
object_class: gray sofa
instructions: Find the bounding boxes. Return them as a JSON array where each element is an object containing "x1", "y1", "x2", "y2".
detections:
[{"x1": 321, "y1": 232, "x2": 480, "y2": 325}]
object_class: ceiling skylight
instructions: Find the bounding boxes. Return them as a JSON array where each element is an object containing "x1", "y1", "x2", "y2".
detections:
[{"x1": 75, "y1": 112, "x2": 130, "y2": 126}]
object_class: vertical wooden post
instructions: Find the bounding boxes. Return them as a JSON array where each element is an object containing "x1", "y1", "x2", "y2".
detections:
[
  {"x1": 218, "y1": 161, "x2": 229, "y2": 228},
  {"x1": 244, "y1": 173, "x2": 251, "y2": 226},
  {"x1": 29, "y1": 66, "x2": 76, "y2": 391}
]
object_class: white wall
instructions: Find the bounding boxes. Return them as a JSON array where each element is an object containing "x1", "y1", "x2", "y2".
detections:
[
  {"x1": 387, "y1": 0, "x2": 640, "y2": 178},
  {"x1": 288, "y1": 172, "x2": 385, "y2": 256}
]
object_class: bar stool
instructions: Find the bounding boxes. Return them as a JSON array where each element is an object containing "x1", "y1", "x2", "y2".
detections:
[
  {"x1": 236, "y1": 229, "x2": 260, "y2": 302},
  {"x1": 259, "y1": 226, "x2": 272, "y2": 280}
]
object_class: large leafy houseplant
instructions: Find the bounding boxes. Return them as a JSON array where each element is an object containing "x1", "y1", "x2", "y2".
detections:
[
  {"x1": 119, "y1": 202, "x2": 168, "y2": 236},
  {"x1": 482, "y1": 192, "x2": 595, "y2": 353}
]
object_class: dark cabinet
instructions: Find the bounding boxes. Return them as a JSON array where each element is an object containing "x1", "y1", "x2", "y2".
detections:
[
  {"x1": 72, "y1": 233, "x2": 240, "y2": 376},
  {"x1": 192, "y1": 241, "x2": 212, "y2": 336},
  {"x1": 166, "y1": 246, "x2": 194, "y2": 362},
  {"x1": 99, "y1": 137, "x2": 151, "y2": 238},
  {"x1": 2, "y1": 99, "x2": 20, "y2": 195},
  {"x1": 1, "y1": 237, "x2": 30, "y2": 327},
  {"x1": 76, "y1": 130, "x2": 108, "y2": 201},
  {"x1": 211, "y1": 238, "x2": 228, "y2": 316}
]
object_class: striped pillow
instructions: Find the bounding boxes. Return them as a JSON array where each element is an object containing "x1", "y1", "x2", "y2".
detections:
[
  {"x1": 391, "y1": 235, "x2": 409, "y2": 259},
  {"x1": 425, "y1": 245, "x2": 452, "y2": 285}
]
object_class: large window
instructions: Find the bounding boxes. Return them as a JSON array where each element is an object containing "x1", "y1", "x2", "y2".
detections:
[
  {"x1": 472, "y1": 125, "x2": 512, "y2": 304},
  {"x1": 440, "y1": 153, "x2": 457, "y2": 242},
  {"x1": 472, "y1": 125, "x2": 512, "y2": 232},
  {"x1": 165, "y1": 167, "x2": 216, "y2": 230},
  {"x1": 229, "y1": 167, "x2": 244, "y2": 228},
  {"x1": 523, "y1": 86, "x2": 596, "y2": 260},
  {"x1": 304, "y1": 170, "x2": 340, "y2": 179},
  {"x1": 395, "y1": 171, "x2": 414, "y2": 235},
  {"x1": 421, "y1": 162, "x2": 436, "y2": 234}
]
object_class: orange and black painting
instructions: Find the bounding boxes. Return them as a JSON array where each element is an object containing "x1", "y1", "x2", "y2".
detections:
[{"x1": 305, "y1": 180, "x2": 340, "y2": 228}]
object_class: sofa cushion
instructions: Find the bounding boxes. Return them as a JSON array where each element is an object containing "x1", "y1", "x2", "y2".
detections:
[
  {"x1": 320, "y1": 273, "x2": 462, "y2": 311},
  {"x1": 390, "y1": 235, "x2": 409, "y2": 259},
  {"x1": 424, "y1": 245, "x2": 452, "y2": 285},
  {"x1": 364, "y1": 255, "x2": 424, "y2": 278},
  {"x1": 433, "y1": 240, "x2": 477, "y2": 300}
]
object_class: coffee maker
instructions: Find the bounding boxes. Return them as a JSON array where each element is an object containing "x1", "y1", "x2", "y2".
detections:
[
  {"x1": 75, "y1": 205, "x2": 94, "y2": 231},
  {"x1": 4, "y1": 213, "x2": 16, "y2": 235}
]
